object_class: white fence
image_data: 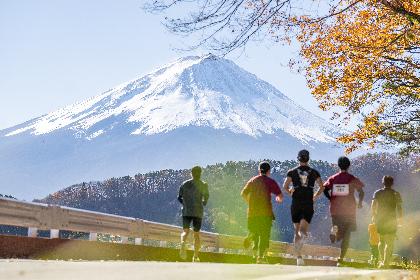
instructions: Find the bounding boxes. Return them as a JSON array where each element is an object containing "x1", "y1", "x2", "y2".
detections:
[{"x1": 0, "y1": 197, "x2": 370, "y2": 261}]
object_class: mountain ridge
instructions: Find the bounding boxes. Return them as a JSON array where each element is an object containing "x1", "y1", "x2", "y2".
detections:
[
  {"x1": 2, "y1": 54, "x2": 339, "y2": 143},
  {"x1": 0, "y1": 55, "x2": 344, "y2": 199}
]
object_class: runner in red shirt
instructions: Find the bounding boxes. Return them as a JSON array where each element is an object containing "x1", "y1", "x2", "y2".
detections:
[
  {"x1": 241, "y1": 161, "x2": 283, "y2": 263},
  {"x1": 323, "y1": 156, "x2": 364, "y2": 265}
]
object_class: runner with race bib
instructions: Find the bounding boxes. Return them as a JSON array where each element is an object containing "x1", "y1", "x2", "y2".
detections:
[
  {"x1": 323, "y1": 156, "x2": 365, "y2": 266},
  {"x1": 283, "y1": 150, "x2": 325, "y2": 266}
]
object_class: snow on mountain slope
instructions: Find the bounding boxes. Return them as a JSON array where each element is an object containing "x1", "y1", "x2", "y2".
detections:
[
  {"x1": 0, "y1": 54, "x2": 344, "y2": 200},
  {"x1": 4, "y1": 54, "x2": 338, "y2": 143}
]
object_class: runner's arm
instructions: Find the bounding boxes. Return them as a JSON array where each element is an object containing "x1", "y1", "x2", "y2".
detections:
[
  {"x1": 177, "y1": 185, "x2": 183, "y2": 204},
  {"x1": 323, "y1": 178, "x2": 332, "y2": 200},
  {"x1": 241, "y1": 181, "x2": 251, "y2": 203},
  {"x1": 282, "y1": 177, "x2": 293, "y2": 196},
  {"x1": 371, "y1": 199, "x2": 378, "y2": 222},
  {"x1": 396, "y1": 193, "x2": 403, "y2": 224},
  {"x1": 271, "y1": 181, "x2": 283, "y2": 203},
  {"x1": 313, "y1": 177, "x2": 325, "y2": 201},
  {"x1": 353, "y1": 178, "x2": 365, "y2": 208},
  {"x1": 323, "y1": 188, "x2": 331, "y2": 200},
  {"x1": 202, "y1": 183, "x2": 209, "y2": 206},
  {"x1": 357, "y1": 188, "x2": 365, "y2": 208}
]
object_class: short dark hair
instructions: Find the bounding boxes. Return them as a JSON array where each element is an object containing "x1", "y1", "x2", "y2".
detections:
[
  {"x1": 259, "y1": 161, "x2": 271, "y2": 174},
  {"x1": 297, "y1": 150, "x2": 310, "y2": 163},
  {"x1": 382, "y1": 175, "x2": 394, "y2": 188},
  {"x1": 338, "y1": 156, "x2": 351, "y2": 170},
  {"x1": 191, "y1": 166, "x2": 202, "y2": 179}
]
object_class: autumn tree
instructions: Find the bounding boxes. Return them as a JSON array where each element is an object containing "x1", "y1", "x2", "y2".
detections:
[{"x1": 146, "y1": 0, "x2": 420, "y2": 155}]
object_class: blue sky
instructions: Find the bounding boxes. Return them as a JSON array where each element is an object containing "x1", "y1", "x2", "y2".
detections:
[{"x1": 0, "y1": 0, "x2": 332, "y2": 130}]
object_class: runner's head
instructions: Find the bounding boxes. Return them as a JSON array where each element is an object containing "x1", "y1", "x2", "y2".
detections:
[
  {"x1": 338, "y1": 156, "x2": 351, "y2": 171},
  {"x1": 259, "y1": 161, "x2": 271, "y2": 176},
  {"x1": 297, "y1": 150, "x2": 310, "y2": 163},
  {"x1": 191, "y1": 166, "x2": 202, "y2": 180},
  {"x1": 382, "y1": 175, "x2": 394, "y2": 188}
]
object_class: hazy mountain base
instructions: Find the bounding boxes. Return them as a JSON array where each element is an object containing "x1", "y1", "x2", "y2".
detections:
[
  {"x1": 35, "y1": 153, "x2": 419, "y2": 258},
  {"x1": 0, "y1": 126, "x2": 342, "y2": 200}
]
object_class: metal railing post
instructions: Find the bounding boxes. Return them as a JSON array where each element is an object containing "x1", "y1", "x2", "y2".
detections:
[
  {"x1": 50, "y1": 229, "x2": 59, "y2": 239},
  {"x1": 89, "y1": 232, "x2": 98, "y2": 241},
  {"x1": 135, "y1": 238, "x2": 143, "y2": 245},
  {"x1": 28, "y1": 227, "x2": 38, "y2": 238}
]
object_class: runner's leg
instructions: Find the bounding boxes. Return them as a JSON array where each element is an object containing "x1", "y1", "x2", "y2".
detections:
[
  {"x1": 180, "y1": 217, "x2": 191, "y2": 260},
  {"x1": 299, "y1": 219, "x2": 309, "y2": 237},
  {"x1": 259, "y1": 217, "x2": 272, "y2": 258},
  {"x1": 383, "y1": 234, "x2": 395, "y2": 266},
  {"x1": 181, "y1": 228, "x2": 189, "y2": 242},
  {"x1": 180, "y1": 228, "x2": 189, "y2": 260},
  {"x1": 378, "y1": 234, "x2": 386, "y2": 264},
  {"x1": 297, "y1": 219, "x2": 309, "y2": 256},
  {"x1": 192, "y1": 218, "x2": 202, "y2": 260},
  {"x1": 293, "y1": 223, "x2": 302, "y2": 257},
  {"x1": 193, "y1": 231, "x2": 200, "y2": 258},
  {"x1": 371, "y1": 245, "x2": 379, "y2": 266},
  {"x1": 248, "y1": 217, "x2": 258, "y2": 259},
  {"x1": 340, "y1": 230, "x2": 351, "y2": 260}
]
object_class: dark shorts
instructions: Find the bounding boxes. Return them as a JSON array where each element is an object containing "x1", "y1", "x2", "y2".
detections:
[
  {"x1": 332, "y1": 215, "x2": 356, "y2": 240},
  {"x1": 182, "y1": 216, "x2": 202, "y2": 232},
  {"x1": 291, "y1": 203, "x2": 314, "y2": 224},
  {"x1": 376, "y1": 219, "x2": 397, "y2": 235}
]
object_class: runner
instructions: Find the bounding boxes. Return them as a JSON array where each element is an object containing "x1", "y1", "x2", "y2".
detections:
[
  {"x1": 371, "y1": 175, "x2": 403, "y2": 268},
  {"x1": 323, "y1": 156, "x2": 364, "y2": 266},
  {"x1": 241, "y1": 161, "x2": 283, "y2": 264},
  {"x1": 368, "y1": 218, "x2": 380, "y2": 267},
  {"x1": 178, "y1": 166, "x2": 209, "y2": 262},
  {"x1": 283, "y1": 150, "x2": 324, "y2": 266}
]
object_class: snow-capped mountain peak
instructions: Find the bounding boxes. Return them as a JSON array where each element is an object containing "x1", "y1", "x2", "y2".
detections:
[{"x1": 4, "y1": 54, "x2": 337, "y2": 143}]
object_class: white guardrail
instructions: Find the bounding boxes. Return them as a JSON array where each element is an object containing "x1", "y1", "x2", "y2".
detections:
[{"x1": 0, "y1": 197, "x2": 370, "y2": 261}]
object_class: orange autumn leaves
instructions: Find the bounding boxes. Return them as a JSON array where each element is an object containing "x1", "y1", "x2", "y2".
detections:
[
  {"x1": 151, "y1": 0, "x2": 419, "y2": 154},
  {"x1": 295, "y1": 0, "x2": 419, "y2": 153}
]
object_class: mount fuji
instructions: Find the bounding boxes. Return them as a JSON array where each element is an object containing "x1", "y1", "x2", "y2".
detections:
[{"x1": 0, "y1": 54, "x2": 343, "y2": 200}]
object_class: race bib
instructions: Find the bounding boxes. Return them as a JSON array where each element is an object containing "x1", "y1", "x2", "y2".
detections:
[{"x1": 332, "y1": 184, "x2": 350, "y2": 196}]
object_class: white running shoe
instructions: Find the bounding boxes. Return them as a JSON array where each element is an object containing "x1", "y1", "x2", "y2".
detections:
[
  {"x1": 297, "y1": 257, "x2": 305, "y2": 266},
  {"x1": 179, "y1": 242, "x2": 187, "y2": 260}
]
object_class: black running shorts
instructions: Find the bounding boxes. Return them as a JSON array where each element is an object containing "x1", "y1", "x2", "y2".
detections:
[
  {"x1": 291, "y1": 203, "x2": 314, "y2": 224},
  {"x1": 182, "y1": 216, "x2": 202, "y2": 232},
  {"x1": 332, "y1": 215, "x2": 356, "y2": 240}
]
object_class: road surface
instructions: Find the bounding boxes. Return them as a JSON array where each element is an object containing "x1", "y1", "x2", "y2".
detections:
[{"x1": 0, "y1": 260, "x2": 417, "y2": 280}]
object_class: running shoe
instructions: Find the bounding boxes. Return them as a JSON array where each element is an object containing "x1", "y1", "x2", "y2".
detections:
[
  {"x1": 251, "y1": 255, "x2": 257, "y2": 264},
  {"x1": 296, "y1": 256, "x2": 305, "y2": 266},
  {"x1": 257, "y1": 256, "x2": 269, "y2": 264},
  {"x1": 336, "y1": 258, "x2": 345, "y2": 267},
  {"x1": 179, "y1": 242, "x2": 187, "y2": 260}
]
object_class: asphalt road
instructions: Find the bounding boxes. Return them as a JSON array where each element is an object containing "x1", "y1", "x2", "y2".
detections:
[{"x1": 0, "y1": 260, "x2": 417, "y2": 280}]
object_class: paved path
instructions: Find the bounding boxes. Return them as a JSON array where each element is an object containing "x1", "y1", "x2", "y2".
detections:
[{"x1": 0, "y1": 260, "x2": 417, "y2": 280}]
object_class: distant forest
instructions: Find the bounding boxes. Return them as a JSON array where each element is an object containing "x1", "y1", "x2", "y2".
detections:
[{"x1": 1, "y1": 153, "x2": 418, "y2": 258}]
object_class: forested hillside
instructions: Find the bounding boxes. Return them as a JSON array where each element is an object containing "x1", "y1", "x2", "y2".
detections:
[{"x1": 36, "y1": 153, "x2": 419, "y2": 257}]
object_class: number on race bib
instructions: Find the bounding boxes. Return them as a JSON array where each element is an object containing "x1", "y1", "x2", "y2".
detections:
[{"x1": 332, "y1": 184, "x2": 350, "y2": 196}]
